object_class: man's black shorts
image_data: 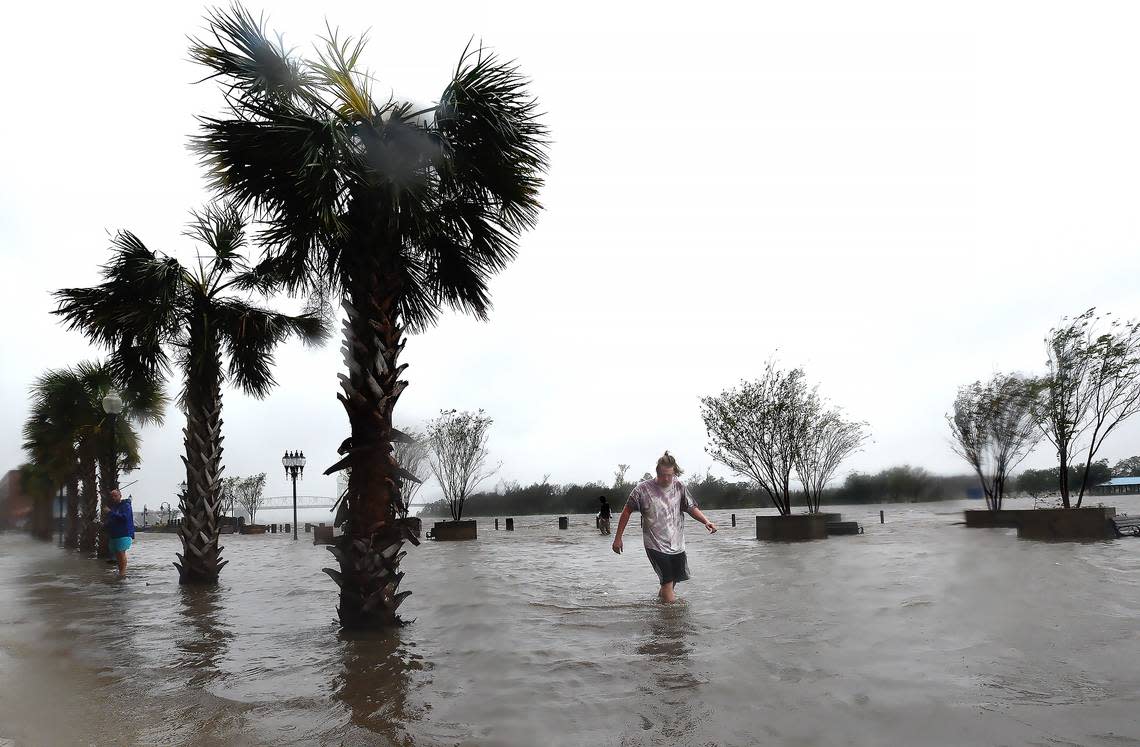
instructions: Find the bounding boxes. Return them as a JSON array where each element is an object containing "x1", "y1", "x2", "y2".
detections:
[{"x1": 645, "y1": 548, "x2": 690, "y2": 585}]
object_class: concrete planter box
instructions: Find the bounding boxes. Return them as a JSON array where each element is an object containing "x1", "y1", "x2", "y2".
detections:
[
  {"x1": 313, "y1": 525, "x2": 335, "y2": 545},
  {"x1": 963, "y1": 510, "x2": 1023, "y2": 528},
  {"x1": 809, "y1": 512, "x2": 843, "y2": 523},
  {"x1": 756, "y1": 514, "x2": 828, "y2": 541},
  {"x1": 430, "y1": 519, "x2": 477, "y2": 541},
  {"x1": 964, "y1": 507, "x2": 1117, "y2": 539},
  {"x1": 1016, "y1": 507, "x2": 1116, "y2": 540},
  {"x1": 240, "y1": 524, "x2": 267, "y2": 535}
]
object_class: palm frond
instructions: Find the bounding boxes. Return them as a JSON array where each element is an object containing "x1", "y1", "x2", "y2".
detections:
[
  {"x1": 230, "y1": 251, "x2": 296, "y2": 294},
  {"x1": 185, "y1": 201, "x2": 248, "y2": 276},
  {"x1": 434, "y1": 45, "x2": 549, "y2": 233},
  {"x1": 310, "y1": 26, "x2": 378, "y2": 120},
  {"x1": 214, "y1": 299, "x2": 330, "y2": 398},
  {"x1": 189, "y1": 3, "x2": 306, "y2": 102},
  {"x1": 191, "y1": 11, "x2": 549, "y2": 338},
  {"x1": 194, "y1": 106, "x2": 350, "y2": 293},
  {"x1": 54, "y1": 233, "x2": 185, "y2": 386}
]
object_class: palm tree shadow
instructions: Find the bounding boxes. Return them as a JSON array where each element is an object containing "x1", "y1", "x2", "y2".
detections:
[
  {"x1": 173, "y1": 584, "x2": 233, "y2": 689},
  {"x1": 333, "y1": 627, "x2": 427, "y2": 745}
]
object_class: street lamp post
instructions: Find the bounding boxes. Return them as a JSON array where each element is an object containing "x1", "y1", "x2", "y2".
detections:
[
  {"x1": 100, "y1": 390, "x2": 123, "y2": 558},
  {"x1": 101, "y1": 390, "x2": 123, "y2": 488},
  {"x1": 282, "y1": 450, "x2": 306, "y2": 540}
]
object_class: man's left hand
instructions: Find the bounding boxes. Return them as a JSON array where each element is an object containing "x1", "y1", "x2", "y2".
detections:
[{"x1": 705, "y1": 521, "x2": 718, "y2": 534}]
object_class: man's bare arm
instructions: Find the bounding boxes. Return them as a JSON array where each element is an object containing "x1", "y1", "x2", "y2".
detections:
[
  {"x1": 687, "y1": 506, "x2": 718, "y2": 533},
  {"x1": 612, "y1": 505, "x2": 634, "y2": 553}
]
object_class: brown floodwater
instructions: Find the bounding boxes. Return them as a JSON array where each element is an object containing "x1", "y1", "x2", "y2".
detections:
[{"x1": 1, "y1": 500, "x2": 1138, "y2": 746}]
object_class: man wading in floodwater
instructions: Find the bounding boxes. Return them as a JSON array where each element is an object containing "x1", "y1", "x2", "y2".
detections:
[
  {"x1": 105, "y1": 489, "x2": 135, "y2": 579},
  {"x1": 612, "y1": 452, "x2": 717, "y2": 603}
]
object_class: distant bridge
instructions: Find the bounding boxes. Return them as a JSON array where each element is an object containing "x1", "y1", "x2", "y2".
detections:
[{"x1": 258, "y1": 495, "x2": 433, "y2": 511}]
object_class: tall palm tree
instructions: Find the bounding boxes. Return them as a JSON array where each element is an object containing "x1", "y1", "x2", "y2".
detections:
[
  {"x1": 22, "y1": 363, "x2": 164, "y2": 552},
  {"x1": 189, "y1": 6, "x2": 548, "y2": 626},
  {"x1": 54, "y1": 205, "x2": 328, "y2": 583}
]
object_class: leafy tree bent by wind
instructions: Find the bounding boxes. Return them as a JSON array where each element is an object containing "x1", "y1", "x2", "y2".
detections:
[
  {"x1": 22, "y1": 362, "x2": 164, "y2": 553},
  {"x1": 190, "y1": 5, "x2": 548, "y2": 627},
  {"x1": 53, "y1": 205, "x2": 327, "y2": 583},
  {"x1": 947, "y1": 373, "x2": 1040, "y2": 512},
  {"x1": 1031, "y1": 309, "x2": 1140, "y2": 508}
]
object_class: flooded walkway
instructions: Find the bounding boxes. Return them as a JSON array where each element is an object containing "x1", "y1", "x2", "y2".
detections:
[{"x1": 1, "y1": 502, "x2": 1138, "y2": 746}]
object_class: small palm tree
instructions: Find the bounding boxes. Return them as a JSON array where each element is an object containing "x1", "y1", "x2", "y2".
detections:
[
  {"x1": 190, "y1": 6, "x2": 548, "y2": 626},
  {"x1": 19, "y1": 462, "x2": 57, "y2": 541},
  {"x1": 54, "y1": 205, "x2": 328, "y2": 583},
  {"x1": 23, "y1": 377, "x2": 81, "y2": 548},
  {"x1": 23, "y1": 362, "x2": 164, "y2": 552}
]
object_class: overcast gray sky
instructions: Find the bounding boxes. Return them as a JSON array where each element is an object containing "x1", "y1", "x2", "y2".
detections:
[{"x1": 3, "y1": 1, "x2": 1140, "y2": 507}]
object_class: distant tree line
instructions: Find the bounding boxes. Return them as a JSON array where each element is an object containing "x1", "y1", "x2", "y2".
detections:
[
  {"x1": 417, "y1": 465, "x2": 989, "y2": 517},
  {"x1": 1012, "y1": 460, "x2": 1113, "y2": 500}
]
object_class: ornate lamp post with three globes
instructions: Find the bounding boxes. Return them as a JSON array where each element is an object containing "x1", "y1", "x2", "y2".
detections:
[{"x1": 282, "y1": 451, "x2": 306, "y2": 540}]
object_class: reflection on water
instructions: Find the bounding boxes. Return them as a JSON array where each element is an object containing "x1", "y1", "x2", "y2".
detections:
[
  {"x1": 334, "y1": 628, "x2": 424, "y2": 746},
  {"x1": 174, "y1": 585, "x2": 232, "y2": 689},
  {"x1": 0, "y1": 497, "x2": 1138, "y2": 747},
  {"x1": 633, "y1": 602, "x2": 710, "y2": 746}
]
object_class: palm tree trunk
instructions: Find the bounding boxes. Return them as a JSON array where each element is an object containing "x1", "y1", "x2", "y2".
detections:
[
  {"x1": 175, "y1": 372, "x2": 228, "y2": 584},
  {"x1": 325, "y1": 276, "x2": 419, "y2": 628},
  {"x1": 97, "y1": 453, "x2": 115, "y2": 559},
  {"x1": 65, "y1": 475, "x2": 80, "y2": 549},
  {"x1": 79, "y1": 448, "x2": 99, "y2": 554}
]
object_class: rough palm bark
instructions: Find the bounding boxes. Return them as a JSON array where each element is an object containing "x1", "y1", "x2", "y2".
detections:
[
  {"x1": 96, "y1": 451, "x2": 116, "y2": 559},
  {"x1": 324, "y1": 266, "x2": 419, "y2": 627},
  {"x1": 79, "y1": 447, "x2": 100, "y2": 554},
  {"x1": 176, "y1": 338, "x2": 229, "y2": 584}
]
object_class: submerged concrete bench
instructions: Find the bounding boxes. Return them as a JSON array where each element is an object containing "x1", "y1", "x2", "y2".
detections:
[
  {"x1": 1111, "y1": 515, "x2": 1140, "y2": 537},
  {"x1": 826, "y1": 521, "x2": 862, "y2": 536}
]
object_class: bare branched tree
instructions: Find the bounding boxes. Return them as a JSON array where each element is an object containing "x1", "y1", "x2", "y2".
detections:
[
  {"x1": 426, "y1": 410, "x2": 498, "y2": 522},
  {"x1": 795, "y1": 409, "x2": 870, "y2": 513},
  {"x1": 948, "y1": 374, "x2": 1040, "y2": 511},
  {"x1": 220, "y1": 475, "x2": 241, "y2": 527},
  {"x1": 234, "y1": 473, "x2": 267, "y2": 526},
  {"x1": 1031, "y1": 309, "x2": 1140, "y2": 507},
  {"x1": 613, "y1": 464, "x2": 630, "y2": 489},
  {"x1": 700, "y1": 362, "x2": 816, "y2": 515},
  {"x1": 392, "y1": 427, "x2": 429, "y2": 519}
]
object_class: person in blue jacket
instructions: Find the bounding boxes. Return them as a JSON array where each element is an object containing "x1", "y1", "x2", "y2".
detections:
[{"x1": 105, "y1": 489, "x2": 135, "y2": 579}]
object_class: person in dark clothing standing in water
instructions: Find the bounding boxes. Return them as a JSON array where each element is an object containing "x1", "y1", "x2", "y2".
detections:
[
  {"x1": 611, "y1": 451, "x2": 717, "y2": 603},
  {"x1": 105, "y1": 489, "x2": 135, "y2": 579},
  {"x1": 597, "y1": 495, "x2": 612, "y2": 534}
]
